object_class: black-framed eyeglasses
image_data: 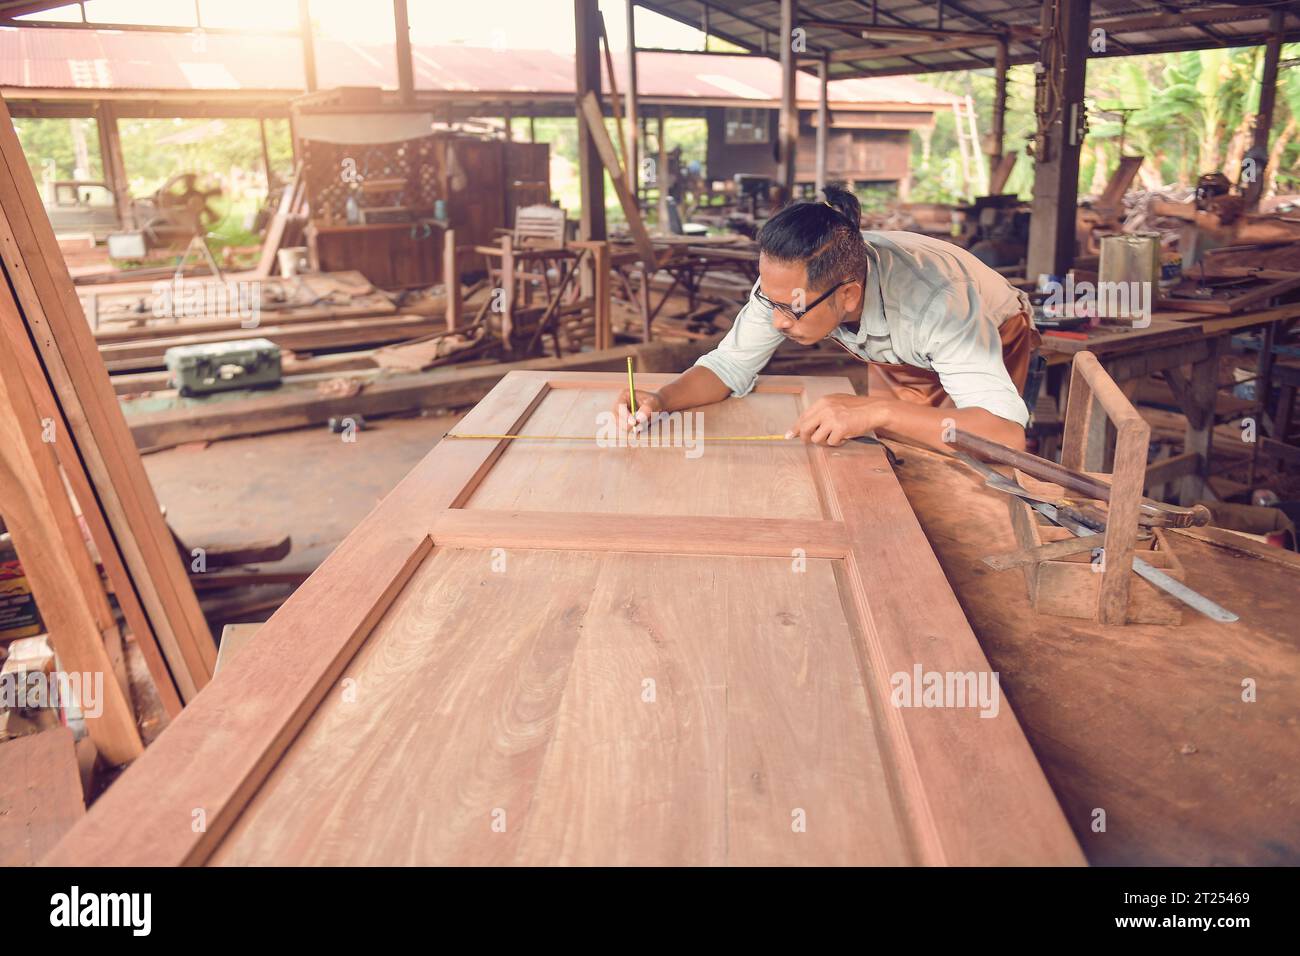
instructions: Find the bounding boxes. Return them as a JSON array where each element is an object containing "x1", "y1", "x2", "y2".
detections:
[{"x1": 755, "y1": 277, "x2": 852, "y2": 321}]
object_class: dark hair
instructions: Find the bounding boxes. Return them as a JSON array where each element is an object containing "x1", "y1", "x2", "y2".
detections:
[{"x1": 757, "y1": 182, "x2": 867, "y2": 291}]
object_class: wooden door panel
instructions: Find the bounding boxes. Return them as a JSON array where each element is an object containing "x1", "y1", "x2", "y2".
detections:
[
  {"x1": 210, "y1": 548, "x2": 909, "y2": 866},
  {"x1": 47, "y1": 371, "x2": 1085, "y2": 867},
  {"x1": 465, "y1": 385, "x2": 823, "y2": 518}
]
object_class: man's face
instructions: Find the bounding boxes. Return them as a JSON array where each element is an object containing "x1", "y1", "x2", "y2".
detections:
[{"x1": 757, "y1": 254, "x2": 862, "y2": 346}]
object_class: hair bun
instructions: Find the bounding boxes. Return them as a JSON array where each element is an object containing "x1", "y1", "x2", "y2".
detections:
[{"x1": 819, "y1": 182, "x2": 861, "y2": 228}]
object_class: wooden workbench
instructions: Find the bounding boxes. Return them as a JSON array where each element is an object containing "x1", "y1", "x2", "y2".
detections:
[
  {"x1": 1039, "y1": 302, "x2": 1300, "y2": 503},
  {"x1": 895, "y1": 444, "x2": 1299, "y2": 865}
]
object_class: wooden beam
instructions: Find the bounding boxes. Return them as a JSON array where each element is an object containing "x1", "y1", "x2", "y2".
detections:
[
  {"x1": 816, "y1": 57, "x2": 829, "y2": 193},
  {"x1": 94, "y1": 101, "x2": 130, "y2": 228},
  {"x1": 574, "y1": 0, "x2": 606, "y2": 243},
  {"x1": 598, "y1": 13, "x2": 628, "y2": 173},
  {"x1": 443, "y1": 229, "x2": 461, "y2": 331},
  {"x1": 1092, "y1": 5, "x2": 1280, "y2": 35},
  {"x1": 657, "y1": 106, "x2": 669, "y2": 230},
  {"x1": 625, "y1": 0, "x2": 640, "y2": 198},
  {"x1": 579, "y1": 91, "x2": 659, "y2": 269},
  {"x1": 393, "y1": 0, "x2": 415, "y2": 107},
  {"x1": 990, "y1": 38, "x2": 1008, "y2": 190},
  {"x1": 1025, "y1": 0, "x2": 1091, "y2": 281},
  {"x1": 803, "y1": 17, "x2": 1002, "y2": 42},
  {"x1": 778, "y1": 0, "x2": 797, "y2": 197},
  {"x1": 1244, "y1": 9, "x2": 1285, "y2": 209},
  {"x1": 830, "y1": 33, "x2": 998, "y2": 62},
  {"x1": 297, "y1": 0, "x2": 317, "y2": 92}
]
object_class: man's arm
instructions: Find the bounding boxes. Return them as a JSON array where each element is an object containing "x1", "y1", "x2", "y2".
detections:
[
  {"x1": 791, "y1": 281, "x2": 1030, "y2": 453},
  {"x1": 617, "y1": 281, "x2": 783, "y2": 423},
  {"x1": 789, "y1": 393, "x2": 1026, "y2": 452},
  {"x1": 656, "y1": 364, "x2": 733, "y2": 412}
]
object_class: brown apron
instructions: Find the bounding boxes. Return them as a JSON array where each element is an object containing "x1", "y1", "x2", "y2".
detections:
[{"x1": 864, "y1": 310, "x2": 1040, "y2": 408}]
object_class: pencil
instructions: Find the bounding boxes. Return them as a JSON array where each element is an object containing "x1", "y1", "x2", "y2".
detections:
[{"x1": 626, "y1": 356, "x2": 638, "y2": 419}]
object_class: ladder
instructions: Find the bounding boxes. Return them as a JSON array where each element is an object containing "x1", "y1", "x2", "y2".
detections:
[{"x1": 953, "y1": 95, "x2": 987, "y2": 199}]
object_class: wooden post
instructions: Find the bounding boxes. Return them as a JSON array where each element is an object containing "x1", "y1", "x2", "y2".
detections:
[
  {"x1": 504, "y1": 103, "x2": 513, "y2": 143},
  {"x1": 528, "y1": 105, "x2": 537, "y2": 143},
  {"x1": 657, "y1": 106, "x2": 669, "y2": 229},
  {"x1": 625, "y1": 0, "x2": 640, "y2": 197},
  {"x1": 94, "y1": 101, "x2": 131, "y2": 229},
  {"x1": 1180, "y1": 338, "x2": 1221, "y2": 505},
  {"x1": 990, "y1": 38, "x2": 1008, "y2": 193},
  {"x1": 816, "y1": 55, "x2": 829, "y2": 193},
  {"x1": 575, "y1": 0, "x2": 606, "y2": 245},
  {"x1": 777, "y1": 0, "x2": 798, "y2": 200},
  {"x1": 298, "y1": 0, "x2": 317, "y2": 92},
  {"x1": 499, "y1": 235, "x2": 515, "y2": 351},
  {"x1": 1244, "y1": 9, "x2": 1284, "y2": 209},
  {"x1": 593, "y1": 241, "x2": 611, "y2": 349},
  {"x1": 0, "y1": 292, "x2": 142, "y2": 767},
  {"x1": 393, "y1": 0, "x2": 415, "y2": 107},
  {"x1": 640, "y1": 264, "x2": 652, "y2": 342},
  {"x1": 1025, "y1": 0, "x2": 1091, "y2": 281},
  {"x1": 443, "y1": 229, "x2": 461, "y2": 331},
  {"x1": 258, "y1": 116, "x2": 275, "y2": 191}
]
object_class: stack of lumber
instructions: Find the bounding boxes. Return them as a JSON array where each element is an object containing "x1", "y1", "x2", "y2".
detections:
[{"x1": 0, "y1": 94, "x2": 215, "y2": 758}]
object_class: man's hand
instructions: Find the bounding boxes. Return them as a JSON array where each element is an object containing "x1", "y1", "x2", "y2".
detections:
[
  {"x1": 788, "y1": 393, "x2": 890, "y2": 446},
  {"x1": 614, "y1": 389, "x2": 665, "y2": 431}
]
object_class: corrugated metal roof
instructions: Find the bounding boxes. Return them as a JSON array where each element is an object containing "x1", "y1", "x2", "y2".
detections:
[
  {"x1": 0, "y1": 25, "x2": 960, "y2": 106},
  {"x1": 640, "y1": 0, "x2": 1300, "y2": 79}
]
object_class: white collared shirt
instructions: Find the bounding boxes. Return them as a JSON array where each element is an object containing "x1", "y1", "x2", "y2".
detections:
[{"x1": 694, "y1": 230, "x2": 1035, "y2": 426}]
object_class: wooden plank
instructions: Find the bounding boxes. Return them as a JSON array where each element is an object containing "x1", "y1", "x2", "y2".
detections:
[
  {"x1": 214, "y1": 622, "x2": 264, "y2": 674},
  {"x1": 124, "y1": 340, "x2": 708, "y2": 450},
  {"x1": 0, "y1": 728, "x2": 86, "y2": 866},
  {"x1": 253, "y1": 161, "x2": 302, "y2": 279},
  {"x1": 0, "y1": 259, "x2": 182, "y2": 719},
  {"x1": 433, "y1": 509, "x2": 848, "y2": 557},
  {"x1": 578, "y1": 92, "x2": 659, "y2": 269},
  {"x1": 0, "y1": 94, "x2": 215, "y2": 701},
  {"x1": 99, "y1": 314, "x2": 439, "y2": 371},
  {"x1": 443, "y1": 228, "x2": 462, "y2": 331},
  {"x1": 48, "y1": 373, "x2": 1082, "y2": 866},
  {"x1": 0, "y1": 317, "x2": 143, "y2": 764},
  {"x1": 91, "y1": 301, "x2": 397, "y2": 343}
]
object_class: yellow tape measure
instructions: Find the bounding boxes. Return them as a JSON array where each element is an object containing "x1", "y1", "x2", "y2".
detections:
[{"x1": 446, "y1": 433, "x2": 792, "y2": 442}]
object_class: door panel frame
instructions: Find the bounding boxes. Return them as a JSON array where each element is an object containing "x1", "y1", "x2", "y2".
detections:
[{"x1": 47, "y1": 371, "x2": 1084, "y2": 866}]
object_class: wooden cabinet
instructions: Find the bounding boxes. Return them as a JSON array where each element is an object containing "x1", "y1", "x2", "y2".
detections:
[
  {"x1": 48, "y1": 372, "x2": 1083, "y2": 866},
  {"x1": 306, "y1": 221, "x2": 442, "y2": 289}
]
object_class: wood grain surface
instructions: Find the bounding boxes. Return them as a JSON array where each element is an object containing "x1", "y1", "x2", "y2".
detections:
[{"x1": 48, "y1": 371, "x2": 1083, "y2": 866}]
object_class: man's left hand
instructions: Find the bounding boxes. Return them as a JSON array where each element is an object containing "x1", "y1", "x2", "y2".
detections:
[{"x1": 787, "y1": 394, "x2": 890, "y2": 446}]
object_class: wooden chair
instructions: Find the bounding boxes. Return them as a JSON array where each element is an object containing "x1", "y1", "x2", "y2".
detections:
[
  {"x1": 479, "y1": 204, "x2": 570, "y2": 308},
  {"x1": 474, "y1": 205, "x2": 585, "y2": 354}
]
